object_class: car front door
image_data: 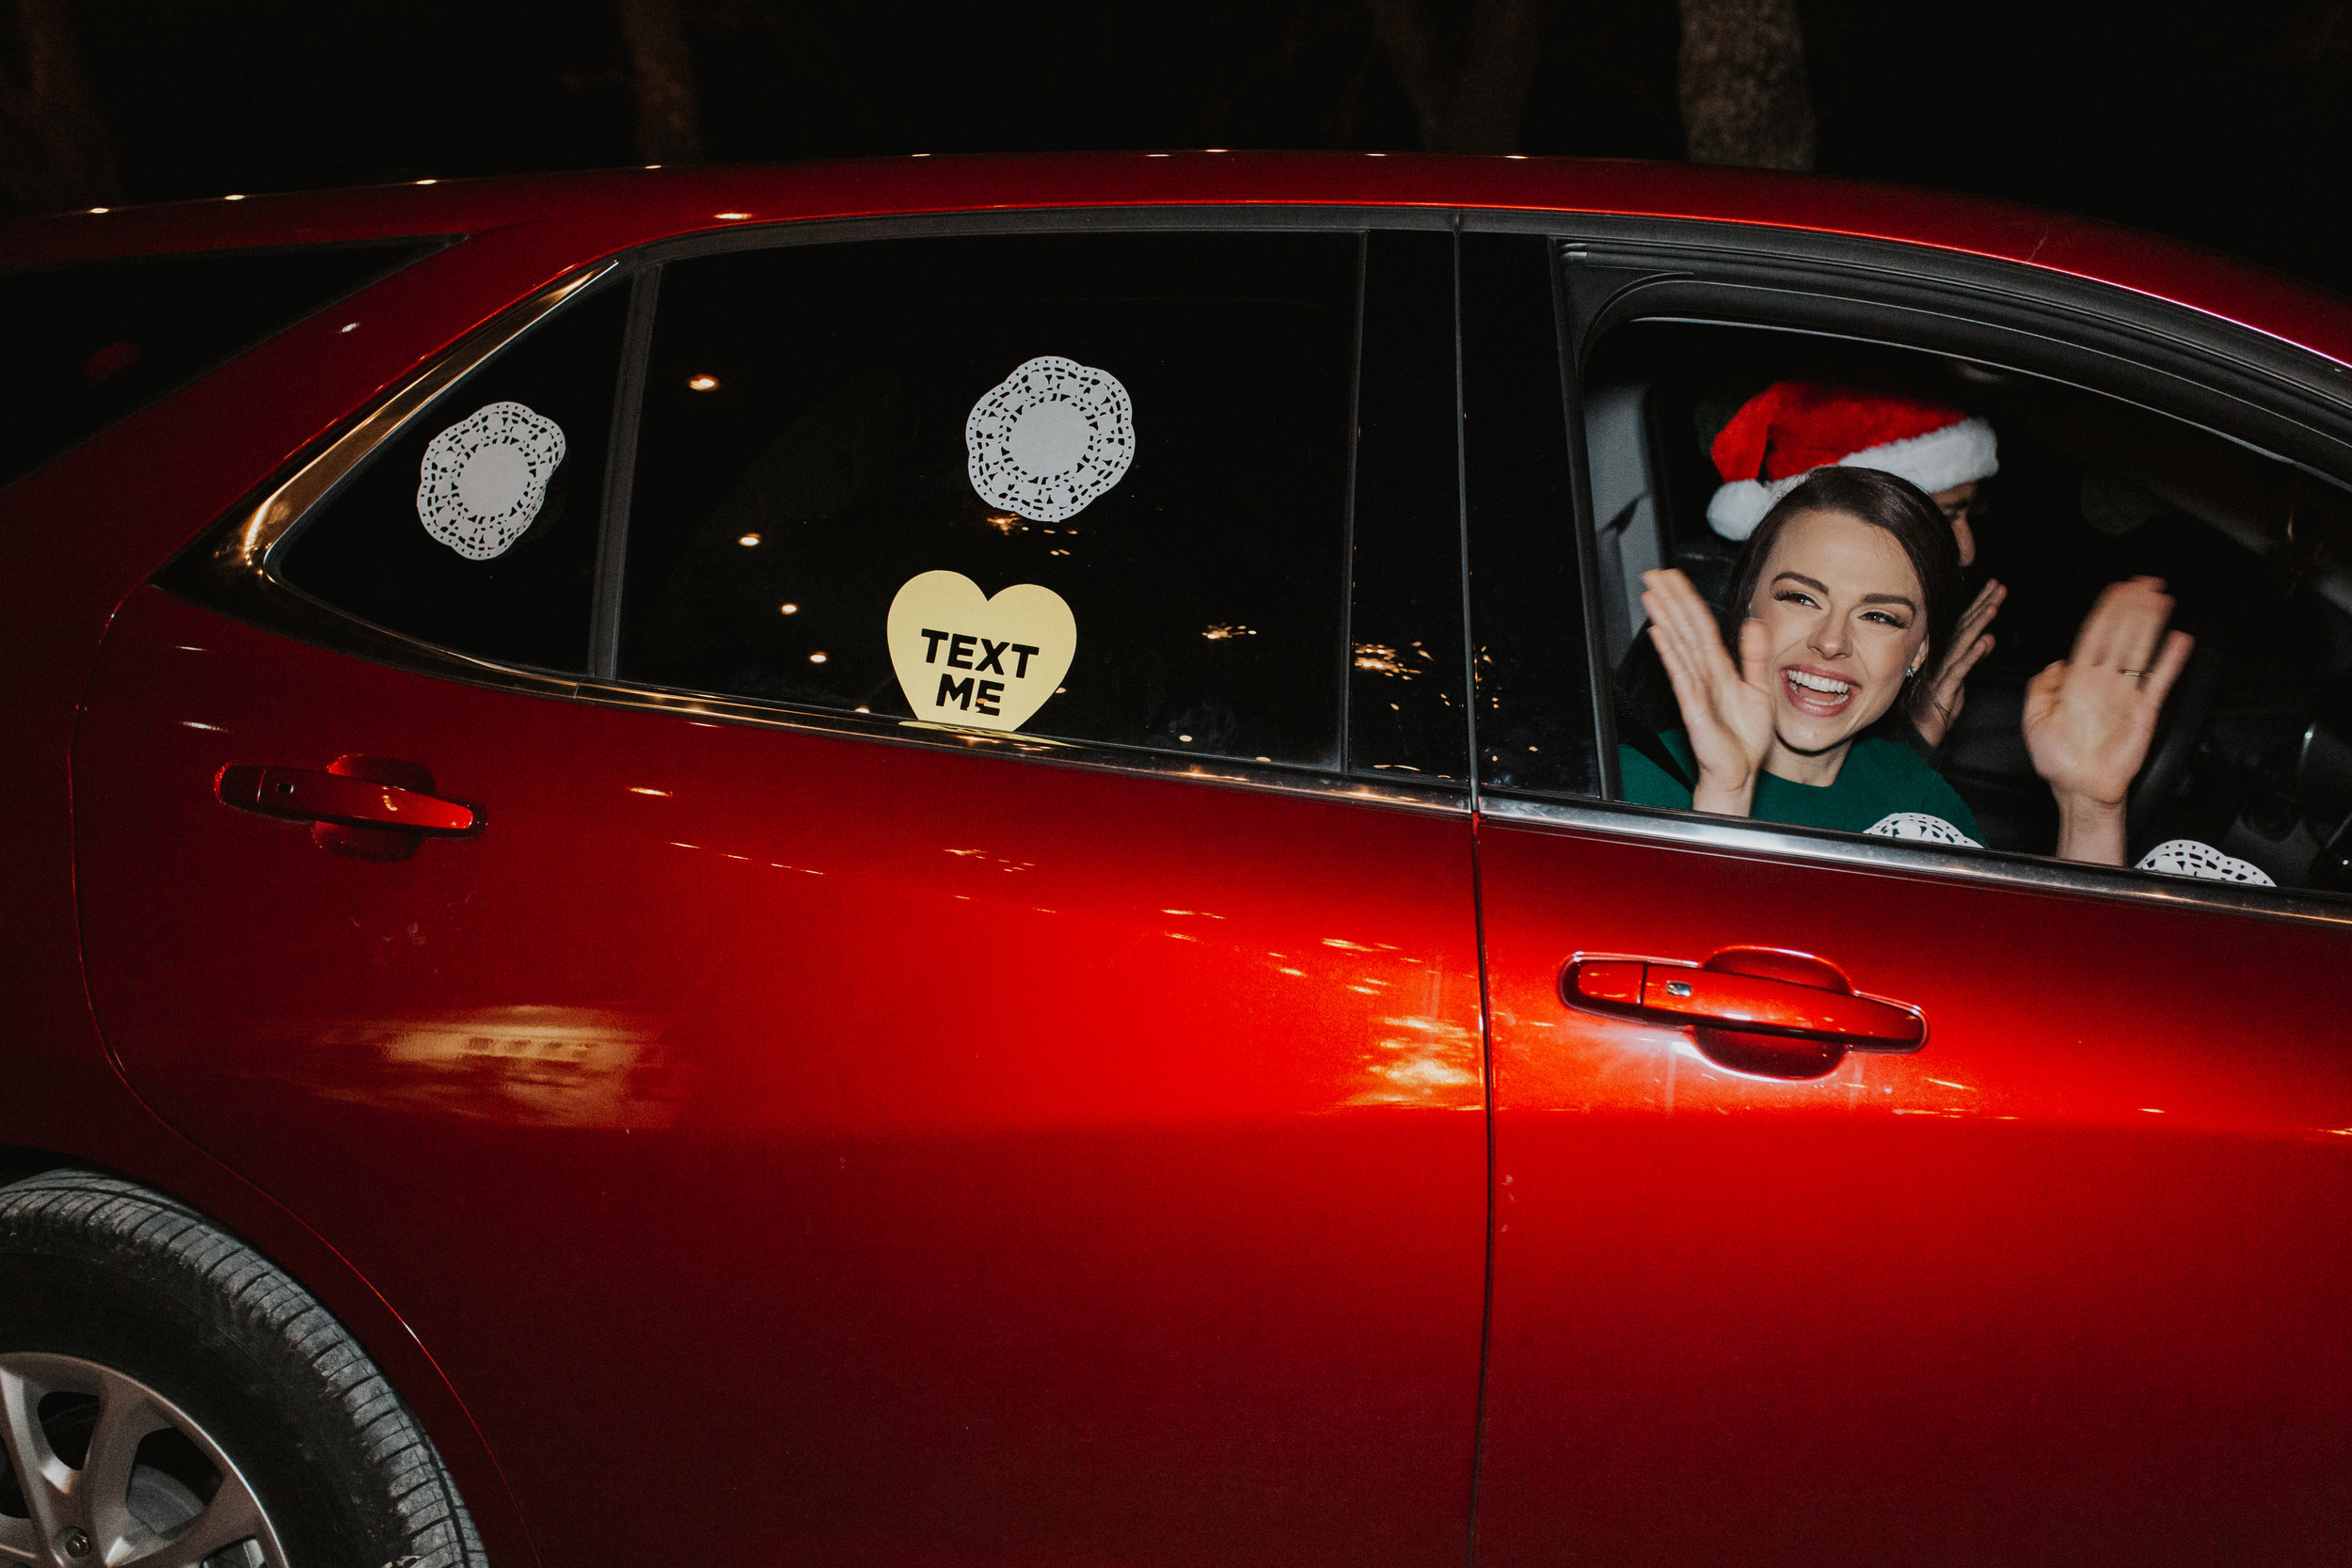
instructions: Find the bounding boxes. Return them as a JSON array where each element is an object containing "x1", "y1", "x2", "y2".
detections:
[
  {"x1": 74, "y1": 222, "x2": 1491, "y2": 1566},
  {"x1": 1460, "y1": 228, "x2": 2352, "y2": 1564}
]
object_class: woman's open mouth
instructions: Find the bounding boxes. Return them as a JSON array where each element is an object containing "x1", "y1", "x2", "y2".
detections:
[{"x1": 1782, "y1": 665, "x2": 1856, "y2": 717}]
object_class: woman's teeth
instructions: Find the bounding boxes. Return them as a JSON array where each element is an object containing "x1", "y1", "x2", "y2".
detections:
[{"x1": 1786, "y1": 670, "x2": 1852, "y2": 695}]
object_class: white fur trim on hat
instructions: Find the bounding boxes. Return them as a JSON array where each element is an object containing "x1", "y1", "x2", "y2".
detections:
[
  {"x1": 1835, "y1": 416, "x2": 1998, "y2": 498},
  {"x1": 1707, "y1": 416, "x2": 1999, "y2": 542},
  {"x1": 1706, "y1": 475, "x2": 1799, "y2": 541}
]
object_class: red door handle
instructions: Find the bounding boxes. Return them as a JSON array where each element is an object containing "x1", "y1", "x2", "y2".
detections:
[
  {"x1": 1564, "y1": 947, "x2": 1923, "y2": 1079},
  {"x1": 218, "y1": 764, "x2": 480, "y2": 834}
]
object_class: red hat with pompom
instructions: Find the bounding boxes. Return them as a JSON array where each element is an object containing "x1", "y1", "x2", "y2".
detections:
[{"x1": 1707, "y1": 382, "x2": 1997, "y2": 540}]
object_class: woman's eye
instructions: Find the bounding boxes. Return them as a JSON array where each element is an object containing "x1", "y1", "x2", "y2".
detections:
[
  {"x1": 1862, "y1": 610, "x2": 1910, "y2": 628},
  {"x1": 1773, "y1": 590, "x2": 1817, "y2": 608}
]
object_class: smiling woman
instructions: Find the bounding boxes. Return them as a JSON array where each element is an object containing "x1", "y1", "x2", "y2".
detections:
[{"x1": 1621, "y1": 466, "x2": 1980, "y2": 839}]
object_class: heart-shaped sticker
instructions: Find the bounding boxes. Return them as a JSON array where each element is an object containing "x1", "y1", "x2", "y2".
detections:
[{"x1": 887, "y1": 570, "x2": 1076, "y2": 733}]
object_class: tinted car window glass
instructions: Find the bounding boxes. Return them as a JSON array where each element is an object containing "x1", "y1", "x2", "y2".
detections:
[
  {"x1": 0, "y1": 241, "x2": 439, "y2": 489},
  {"x1": 621, "y1": 231, "x2": 1359, "y2": 768},
  {"x1": 1347, "y1": 230, "x2": 1469, "y2": 783},
  {"x1": 274, "y1": 282, "x2": 627, "y2": 673},
  {"x1": 1462, "y1": 233, "x2": 1600, "y2": 797},
  {"x1": 1575, "y1": 315, "x2": 2352, "y2": 897}
]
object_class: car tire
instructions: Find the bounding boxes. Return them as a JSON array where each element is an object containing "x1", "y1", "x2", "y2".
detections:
[{"x1": 0, "y1": 1169, "x2": 485, "y2": 1568}]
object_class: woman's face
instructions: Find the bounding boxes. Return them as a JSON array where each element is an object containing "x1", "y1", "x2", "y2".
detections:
[{"x1": 1747, "y1": 507, "x2": 1932, "y2": 757}]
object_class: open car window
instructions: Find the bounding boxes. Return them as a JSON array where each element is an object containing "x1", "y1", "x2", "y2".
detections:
[{"x1": 1514, "y1": 315, "x2": 2352, "y2": 900}]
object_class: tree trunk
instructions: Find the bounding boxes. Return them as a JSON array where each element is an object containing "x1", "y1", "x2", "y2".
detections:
[
  {"x1": 1370, "y1": 0, "x2": 1545, "y2": 154},
  {"x1": 616, "y1": 0, "x2": 705, "y2": 166},
  {"x1": 1677, "y1": 0, "x2": 1815, "y2": 171},
  {"x1": 0, "y1": 0, "x2": 118, "y2": 214}
]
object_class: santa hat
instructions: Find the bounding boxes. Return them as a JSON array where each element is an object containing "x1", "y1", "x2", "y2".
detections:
[{"x1": 1707, "y1": 382, "x2": 1998, "y2": 541}]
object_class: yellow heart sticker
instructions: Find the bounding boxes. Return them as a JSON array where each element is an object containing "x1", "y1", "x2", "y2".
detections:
[{"x1": 886, "y1": 570, "x2": 1076, "y2": 733}]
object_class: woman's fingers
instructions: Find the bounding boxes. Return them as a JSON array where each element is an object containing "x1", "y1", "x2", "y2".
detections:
[
  {"x1": 2137, "y1": 627, "x2": 2196, "y2": 709},
  {"x1": 1737, "y1": 616, "x2": 1772, "y2": 692},
  {"x1": 2108, "y1": 578, "x2": 2173, "y2": 677},
  {"x1": 1643, "y1": 571, "x2": 1724, "y2": 660},
  {"x1": 1641, "y1": 571, "x2": 1737, "y2": 689},
  {"x1": 1957, "y1": 578, "x2": 2006, "y2": 643},
  {"x1": 2074, "y1": 576, "x2": 2172, "y2": 673},
  {"x1": 1943, "y1": 630, "x2": 1995, "y2": 689}
]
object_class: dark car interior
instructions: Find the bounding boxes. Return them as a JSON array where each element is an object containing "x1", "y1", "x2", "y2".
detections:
[{"x1": 1582, "y1": 319, "x2": 2352, "y2": 895}]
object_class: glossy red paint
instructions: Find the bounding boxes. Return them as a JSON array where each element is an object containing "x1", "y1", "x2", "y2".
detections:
[
  {"x1": 1565, "y1": 949, "x2": 1924, "y2": 1050},
  {"x1": 215, "y1": 761, "x2": 481, "y2": 835},
  {"x1": 73, "y1": 586, "x2": 1488, "y2": 1566},
  {"x1": 1475, "y1": 819, "x2": 2352, "y2": 1565},
  {"x1": 5, "y1": 154, "x2": 2352, "y2": 1566}
]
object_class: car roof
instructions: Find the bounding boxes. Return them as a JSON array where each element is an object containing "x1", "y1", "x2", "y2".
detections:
[{"x1": 7, "y1": 150, "x2": 2350, "y2": 372}]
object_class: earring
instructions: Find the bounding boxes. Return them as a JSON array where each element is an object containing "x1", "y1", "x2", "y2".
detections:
[{"x1": 1905, "y1": 665, "x2": 1918, "y2": 678}]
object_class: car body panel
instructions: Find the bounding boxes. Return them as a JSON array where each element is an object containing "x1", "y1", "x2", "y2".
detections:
[
  {"x1": 73, "y1": 584, "x2": 1487, "y2": 1566},
  {"x1": 1471, "y1": 816, "x2": 2352, "y2": 1565}
]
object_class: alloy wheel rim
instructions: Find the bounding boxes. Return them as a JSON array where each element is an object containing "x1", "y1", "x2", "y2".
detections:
[{"x1": 0, "y1": 1353, "x2": 285, "y2": 1568}]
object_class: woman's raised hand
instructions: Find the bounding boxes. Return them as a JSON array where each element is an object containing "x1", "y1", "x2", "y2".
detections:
[
  {"x1": 1915, "y1": 578, "x2": 2004, "y2": 750},
  {"x1": 1641, "y1": 567, "x2": 1775, "y2": 816},
  {"x1": 2022, "y1": 576, "x2": 2193, "y2": 864}
]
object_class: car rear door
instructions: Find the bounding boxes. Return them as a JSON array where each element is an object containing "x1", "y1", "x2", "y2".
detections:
[
  {"x1": 1458, "y1": 227, "x2": 2352, "y2": 1565},
  {"x1": 74, "y1": 221, "x2": 1489, "y2": 1567}
]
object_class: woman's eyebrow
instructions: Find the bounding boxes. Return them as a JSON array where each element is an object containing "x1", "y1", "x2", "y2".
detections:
[{"x1": 1771, "y1": 572, "x2": 1915, "y2": 611}]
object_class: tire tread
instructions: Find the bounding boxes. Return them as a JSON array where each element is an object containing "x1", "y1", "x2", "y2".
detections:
[{"x1": 0, "y1": 1170, "x2": 485, "y2": 1568}]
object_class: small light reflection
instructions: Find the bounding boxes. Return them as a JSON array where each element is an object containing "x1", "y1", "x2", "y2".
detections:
[
  {"x1": 739, "y1": 532, "x2": 761, "y2": 546},
  {"x1": 628, "y1": 787, "x2": 671, "y2": 797},
  {"x1": 715, "y1": 211, "x2": 750, "y2": 220},
  {"x1": 808, "y1": 651, "x2": 828, "y2": 663},
  {"x1": 779, "y1": 602, "x2": 799, "y2": 614},
  {"x1": 1202, "y1": 624, "x2": 1255, "y2": 641},
  {"x1": 690, "y1": 374, "x2": 720, "y2": 391},
  {"x1": 223, "y1": 192, "x2": 246, "y2": 201},
  {"x1": 340, "y1": 322, "x2": 359, "y2": 333},
  {"x1": 181, "y1": 721, "x2": 226, "y2": 732}
]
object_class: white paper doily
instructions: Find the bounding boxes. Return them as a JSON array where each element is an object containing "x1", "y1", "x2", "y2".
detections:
[
  {"x1": 1866, "y1": 812, "x2": 1983, "y2": 847},
  {"x1": 965, "y1": 356, "x2": 1134, "y2": 522},
  {"x1": 416, "y1": 401, "x2": 567, "y2": 561},
  {"x1": 2136, "y1": 839, "x2": 2275, "y2": 885}
]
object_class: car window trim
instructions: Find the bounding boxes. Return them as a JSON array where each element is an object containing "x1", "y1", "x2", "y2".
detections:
[{"x1": 1482, "y1": 789, "x2": 2352, "y2": 930}]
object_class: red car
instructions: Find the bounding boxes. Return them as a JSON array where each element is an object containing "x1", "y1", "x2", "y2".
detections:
[{"x1": 4, "y1": 153, "x2": 2350, "y2": 1568}]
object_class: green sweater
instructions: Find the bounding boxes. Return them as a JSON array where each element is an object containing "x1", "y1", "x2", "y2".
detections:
[{"x1": 1618, "y1": 729, "x2": 1981, "y2": 841}]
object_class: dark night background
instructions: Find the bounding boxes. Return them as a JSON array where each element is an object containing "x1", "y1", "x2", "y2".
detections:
[{"x1": 6, "y1": 1, "x2": 2351, "y2": 293}]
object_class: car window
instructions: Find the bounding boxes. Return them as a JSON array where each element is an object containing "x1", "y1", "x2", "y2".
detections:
[
  {"x1": 618, "y1": 230, "x2": 1361, "y2": 768},
  {"x1": 0, "y1": 240, "x2": 441, "y2": 490},
  {"x1": 1506, "y1": 311, "x2": 2352, "y2": 899},
  {"x1": 273, "y1": 281, "x2": 629, "y2": 673}
]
